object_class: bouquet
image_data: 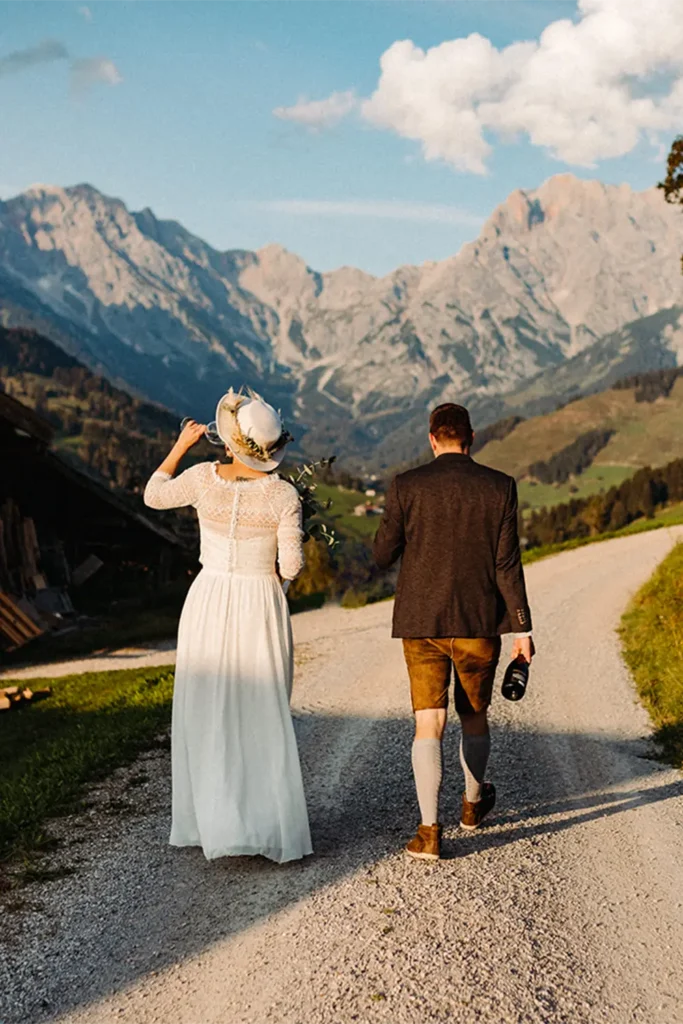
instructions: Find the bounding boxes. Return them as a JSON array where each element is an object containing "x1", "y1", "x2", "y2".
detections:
[{"x1": 284, "y1": 457, "x2": 338, "y2": 548}]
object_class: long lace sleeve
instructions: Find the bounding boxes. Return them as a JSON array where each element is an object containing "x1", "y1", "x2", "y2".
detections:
[
  {"x1": 276, "y1": 482, "x2": 305, "y2": 581},
  {"x1": 143, "y1": 463, "x2": 206, "y2": 510}
]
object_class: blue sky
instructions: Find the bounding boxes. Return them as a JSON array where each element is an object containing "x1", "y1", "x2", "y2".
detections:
[{"x1": 0, "y1": 1, "x2": 678, "y2": 275}]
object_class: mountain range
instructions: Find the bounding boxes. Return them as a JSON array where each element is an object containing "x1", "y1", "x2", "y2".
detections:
[{"x1": 1, "y1": 174, "x2": 682, "y2": 468}]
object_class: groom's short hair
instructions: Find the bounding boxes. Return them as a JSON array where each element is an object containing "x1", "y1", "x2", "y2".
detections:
[{"x1": 429, "y1": 403, "x2": 473, "y2": 446}]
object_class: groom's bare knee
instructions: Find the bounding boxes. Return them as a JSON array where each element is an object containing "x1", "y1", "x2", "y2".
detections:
[{"x1": 414, "y1": 707, "x2": 447, "y2": 740}]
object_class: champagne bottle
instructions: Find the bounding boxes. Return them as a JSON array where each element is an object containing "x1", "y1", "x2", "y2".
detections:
[{"x1": 501, "y1": 657, "x2": 529, "y2": 702}]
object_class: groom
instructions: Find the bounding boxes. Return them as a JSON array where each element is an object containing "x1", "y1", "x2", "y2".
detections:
[{"x1": 373, "y1": 403, "x2": 534, "y2": 861}]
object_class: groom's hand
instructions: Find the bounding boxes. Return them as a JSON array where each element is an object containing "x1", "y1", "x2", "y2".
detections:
[{"x1": 512, "y1": 636, "x2": 535, "y2": 663}]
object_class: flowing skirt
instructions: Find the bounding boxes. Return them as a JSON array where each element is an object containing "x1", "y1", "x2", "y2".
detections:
[{"x1": 170, "y1": 568, "x2": 312, "y2": 863}]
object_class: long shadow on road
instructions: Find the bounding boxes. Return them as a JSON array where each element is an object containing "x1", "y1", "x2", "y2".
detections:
[{"x1": 2, "y1": 709, "x2": 681, "y2": 1024}]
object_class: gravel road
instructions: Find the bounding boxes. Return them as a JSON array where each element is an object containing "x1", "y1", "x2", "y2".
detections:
[{"x1": 2, "y1": 527, "x2": 683, "y2": 1024}]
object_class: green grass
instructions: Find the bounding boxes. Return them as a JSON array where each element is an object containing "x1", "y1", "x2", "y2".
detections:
[
  {"x1": 315, "y1": 482, "x2": 383, "y2": 539},
  {"x1": 651, "y1": 501, "x2": 683, "y2": 526},
  {"x1": 0, "y1": 665, "x2": 174, "y2": 864},
  {"x1": 620, "y1": 542, "x2": 683, "y2": 767},
  {"x1": 518, "y1": 464, "x2": 634, "y2": 512},
  {"x1": 522, "y1": 503, "x2": 683, "y2": 566}
]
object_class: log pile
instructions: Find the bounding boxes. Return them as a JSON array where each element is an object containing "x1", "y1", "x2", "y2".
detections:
[
  {"x1": 0, "y1": 684, "x2": 51, "y2": 711},
  {"x1": 0, "y1": 495, "x2": 78, "y2": 652},
  {"x1": 0, "y1": 589, "x2": 45, "y2": 653},
  {"x1": 0, "y1": 497, "x2": 51, "y2": 652}
]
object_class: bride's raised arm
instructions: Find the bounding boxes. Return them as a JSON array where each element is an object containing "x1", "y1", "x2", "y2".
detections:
[{"x1": 144, "y1": 420, "x2": 207, "y2": 510}]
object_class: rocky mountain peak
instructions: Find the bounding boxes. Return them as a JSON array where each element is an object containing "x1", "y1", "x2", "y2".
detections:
[
  {"x1": 24, "y1": 183, "x2": 67, "y2": 198},
  {"x1": 256, "y1": 242, "x2": 311, "y2": 276},
  {"x1": 492, "y1": 174, "x2": 640, "y2": 234},
  {"x1": 244, "y1": 243, "x2": 322, "y2": 309}
]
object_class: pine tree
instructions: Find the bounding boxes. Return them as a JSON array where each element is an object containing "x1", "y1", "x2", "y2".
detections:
[
  {"x1": 608, "y1": 499, "x2": 628, "y2": 531},
  {"x1": 659, "y1": 136, "x2": 683, "y2": 273}
]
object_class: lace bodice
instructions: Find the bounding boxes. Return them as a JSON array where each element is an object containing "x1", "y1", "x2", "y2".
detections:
[{"x1": 144, "y1": 462, "x2": 305, "y2": 579}]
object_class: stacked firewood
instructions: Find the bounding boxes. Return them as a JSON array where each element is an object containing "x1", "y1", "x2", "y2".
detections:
[
  {"x1": 0, "y1": 498, "x2": 42, "y2": 595},
  {"x1": 0, "y1": 684, "x2": 51, "y2": 711}
]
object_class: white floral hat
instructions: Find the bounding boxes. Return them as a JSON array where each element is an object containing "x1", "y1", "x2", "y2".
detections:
[{"x1": 215, "y1": 388, "x2": 294, "y2": 472}]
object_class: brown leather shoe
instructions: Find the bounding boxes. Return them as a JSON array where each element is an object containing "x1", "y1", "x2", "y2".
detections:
[
  {"x1": 405, "y1": 823, "x2": 442, "y2": 860},
  {"x1": 461, "y1": 782, "x2": 496, "y2": 831}
]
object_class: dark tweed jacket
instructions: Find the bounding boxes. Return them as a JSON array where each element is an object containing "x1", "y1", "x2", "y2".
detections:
[{"x1": 373, "y1": 453, "x2": 532, "y2": 639}]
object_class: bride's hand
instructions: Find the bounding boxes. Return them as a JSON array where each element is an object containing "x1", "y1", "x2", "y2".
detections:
[{"x1": 176, "y1": 420, "x2": 207, "y2": 452}]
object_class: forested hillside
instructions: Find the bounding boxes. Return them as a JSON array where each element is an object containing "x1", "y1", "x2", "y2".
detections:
[
  {"x1": 0, "y1": 325, "x2": 180, "y2": 491},
  {"x1": 523, "y1": 458, "x2": 683, "y2": 548},
  {"x1": 475, "y1": 367, "x2": 683, "y2": 509},
  {"x1": 527, "y1": 428, "x2": 614, "y2": 486}
]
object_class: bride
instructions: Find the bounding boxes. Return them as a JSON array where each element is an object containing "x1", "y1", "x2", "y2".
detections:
[{"x1": 144, "y1": 388, "x2": 312, "y2": 863}]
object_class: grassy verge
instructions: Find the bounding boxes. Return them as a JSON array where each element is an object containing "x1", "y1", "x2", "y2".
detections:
[
  {"x1": 522, "y1": 503, "x2": 683, "y2": 566},
  {"x1": 620, "y1": 542, "x2": 683, "y2": 767},
  {"x1": 0, "y1": 665, "x2": 174, "y2": 865}
]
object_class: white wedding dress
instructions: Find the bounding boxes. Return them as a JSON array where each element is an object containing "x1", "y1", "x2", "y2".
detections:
[{"x1": 144, "y1": 461, "x2": 312, "y2": 863}]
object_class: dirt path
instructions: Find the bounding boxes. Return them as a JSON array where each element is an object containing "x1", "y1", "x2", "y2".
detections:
[
  {"x1": 0, "y1": 637, "x2": 178, "y2": 682},
  {"x1": 2, "y1": 527, "x2": 683, "y2": 1024}
]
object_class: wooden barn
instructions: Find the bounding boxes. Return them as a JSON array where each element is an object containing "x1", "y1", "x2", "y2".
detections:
[{"x1": 0, "y1": 391, "x2": 188, "y2": 653}]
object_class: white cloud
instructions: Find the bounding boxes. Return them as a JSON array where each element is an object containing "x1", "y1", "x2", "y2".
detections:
[
  {"x1": 273, "y1": 90, "x2": 358, "y2": 131},
  {"x1": 249, "y1": 198, "x2": 482, "y2": 226},
  {"x1": 363, "y1": 0, "x2": 683, "y2": 172},
  {"x1": 279, "y1": 0, "x2": 683, "y2": 173},
  {"x1": 78, "y1": 5, "x2": 93, "y2": 22},
  {"x1": 71, "y1": 57, "x2": 123, "y2": 94}
]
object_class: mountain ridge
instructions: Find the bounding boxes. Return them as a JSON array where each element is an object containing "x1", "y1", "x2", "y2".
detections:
[{"x1": 1, "y1": 174, "x2": 682, "y2": 467}]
